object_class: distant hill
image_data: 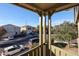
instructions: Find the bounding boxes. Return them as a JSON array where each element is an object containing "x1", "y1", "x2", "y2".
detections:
[{"x1": 2, "y1": 24, "x2": 20, "y2": 36}]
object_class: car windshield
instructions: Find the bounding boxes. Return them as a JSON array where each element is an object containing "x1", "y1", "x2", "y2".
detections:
[{"x1": 8, "y1": 48, "x2": 17, "y2": 52}]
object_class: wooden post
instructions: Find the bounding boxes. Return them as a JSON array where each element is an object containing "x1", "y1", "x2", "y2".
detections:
[
  {"x1": 43, "y1": 14, "x2": 46, "y2": 43},
  {"x1": 78, "y1": 20, "x2": 79, "y2": 55},
  {"x1": 38, "y1": 12, "x2": 43, "y2": 56},
  {"x1": 48, "y1": 13, "x2": 51, "y2": 50},
  {"x1": 48, "y1": 12, "x2": 52, "y2": 56},
  {"x1": 43, "y1": 13, "x2": 46, "y2": 56},
  {"x1": 76, "y1": 6, "x2": 79, "y2": 56},
  {"x1": 48, "y1": 11, "x2": 54, "y2": 56},
  {"x1": 39, "y1": 13, "x2": 43, "y2": 45}
]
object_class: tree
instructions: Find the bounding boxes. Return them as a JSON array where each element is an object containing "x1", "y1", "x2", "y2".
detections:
[
  {"x1": 64, "y1": 33, "x2": 72, "y2": 47},
  {"x1": 51, "y1": 21, "x2": 77, "y2": 48},
  {"x1": 0, "y1": 27, "x2": 7, "y2": 39}
]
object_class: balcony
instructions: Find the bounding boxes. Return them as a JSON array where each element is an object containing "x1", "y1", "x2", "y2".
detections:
[{"x1": 11, "y1": 3, "x2": 79, "y2": 56}]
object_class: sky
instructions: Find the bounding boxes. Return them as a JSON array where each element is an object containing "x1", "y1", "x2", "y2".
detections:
[{"x1": 0, "y1": 3, "x2": 74, "y2": 27}]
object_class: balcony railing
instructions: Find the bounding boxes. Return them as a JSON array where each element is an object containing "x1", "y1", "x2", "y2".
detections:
[
  {"x1": 51, "y1": 45, "x2": 78, "y2": 56},
  {"x1": 15, "y1": 43, "x2": 77, "y2": 56},
  {"x1": 17, "y1": 43, "x2": 48, "y2": 56}
]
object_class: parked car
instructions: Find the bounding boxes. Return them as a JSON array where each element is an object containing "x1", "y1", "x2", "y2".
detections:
[
  {"x1": 3, "y1": 38, "x2": 9, "y2": 41},
  {"x1": 2, "y1": 45, "x2": 21, "y2": 56},
  {"x1": 8, "y1": 36, "x2": 14, "y2": 40}
]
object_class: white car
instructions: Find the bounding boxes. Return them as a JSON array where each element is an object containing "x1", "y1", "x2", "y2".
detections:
[
  {"x1": 2, "y1": 46, "x2": 21, "y2": 56},
  {"x1": 3, "y1": 38, "x2": 9, "y2": 41}
]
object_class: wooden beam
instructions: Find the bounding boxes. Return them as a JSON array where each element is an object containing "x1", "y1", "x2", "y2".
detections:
[
  {"x1": 55, "y1": 3, "x2": 79, "y2": 12},
  {"x1": 75, "y1": 6, "x2": 79, "y2": 24},
  {"x1": 13, "y1": 3, "x2": 79, "y2": 16},
  {"x1": 46, "y1": 3, "x2": 65, "y2": 12},
  {"x1": 47, "y1": 3, "x2": 79, "y2": 12},
  {"x1": 28, "y1": 3, "x2": 43, "y2": 11},
  {"x1": 13, "y1": 3, "x2": 42, "y2": 12}
]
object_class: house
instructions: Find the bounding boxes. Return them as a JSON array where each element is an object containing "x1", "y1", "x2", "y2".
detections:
[
  {"x1": 20, "y1": 26, "x2": 27, "y2": 32},
  {"x1": 20, "y1": 25, "x2": 35, "y2": 34}
]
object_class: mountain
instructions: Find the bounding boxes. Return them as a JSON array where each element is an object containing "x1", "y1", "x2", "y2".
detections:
[{"x1": 2, "y1": 24, "x2": 20, "y2": 36}]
